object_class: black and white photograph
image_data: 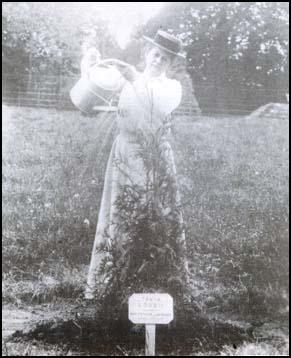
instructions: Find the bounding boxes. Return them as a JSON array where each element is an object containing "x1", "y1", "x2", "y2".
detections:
[{"x1": 2, "y1": 2, "x2": 289, "y2": 356}]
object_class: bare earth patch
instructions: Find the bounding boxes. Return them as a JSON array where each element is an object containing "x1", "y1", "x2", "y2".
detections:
[{"x1": 3, "y1": 301, "x2": 251, "y2": 356}]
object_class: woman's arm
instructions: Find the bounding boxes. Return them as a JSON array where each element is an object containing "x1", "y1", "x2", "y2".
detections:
[
  {"x1": 167, "y1": 57, "x2": 186, "y2": 81},
  {"x1": 154, "y1": 79, "x2": 182, "y2": 115},
  {"x1": 114, "y1": 63, "x2": 139, "y2": 83}
]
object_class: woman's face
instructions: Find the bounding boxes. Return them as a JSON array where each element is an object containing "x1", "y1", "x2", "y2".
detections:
[{"x1": 144, "y1": 46, "x2": 173, "y2": 77}]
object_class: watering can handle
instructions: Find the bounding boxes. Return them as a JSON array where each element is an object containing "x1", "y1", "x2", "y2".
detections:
[
  {"x1": 87, "y1": 59, "x2": 137, "y2": 84},
  {"x1": 93, "y1": 58, "x2": 132, "y2": 68}
]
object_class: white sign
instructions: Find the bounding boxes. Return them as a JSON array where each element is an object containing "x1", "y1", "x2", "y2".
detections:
[{"x1": 128, "y1": 293, "x2": 173, "y2": 324}]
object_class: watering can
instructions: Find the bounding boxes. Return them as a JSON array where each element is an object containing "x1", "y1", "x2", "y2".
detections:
[{"x1": 70, "y1": 59, "x2": 129, "y2": 114}]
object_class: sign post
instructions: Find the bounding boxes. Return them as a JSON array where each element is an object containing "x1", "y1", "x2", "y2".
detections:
[
  {"x1": 128, "y1": 293, "x2": 174, "y2": 356},
  {"x1": 145, "y1": 324, "x2": 156, "y2": 356}
]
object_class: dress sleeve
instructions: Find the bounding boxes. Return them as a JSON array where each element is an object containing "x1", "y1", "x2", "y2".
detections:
[{"x1": 153, "y1": 78, "x2": 182, "y2": 116}]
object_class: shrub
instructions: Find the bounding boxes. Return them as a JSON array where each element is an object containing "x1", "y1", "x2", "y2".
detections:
[{"x1": 96, "y1": 129, "x2": 190, "y2": 320}]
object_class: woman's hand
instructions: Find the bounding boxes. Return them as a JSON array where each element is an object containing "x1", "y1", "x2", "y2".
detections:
[
  {"x1": 167, "y1": 57, "x2": 186, "y2": 81},
  {"x1": 81, "y1": 48, "x2": 101, "y2": 76}
]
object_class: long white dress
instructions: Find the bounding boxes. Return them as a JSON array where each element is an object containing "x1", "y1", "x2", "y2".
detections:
[{"x1": 85, "y1": 72, "x2": 187, "y2": 299}]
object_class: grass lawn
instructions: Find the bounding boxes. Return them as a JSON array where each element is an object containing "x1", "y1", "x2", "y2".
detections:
[{"x1": 2, "y1": 105, "x2": 289, "y2": 355}]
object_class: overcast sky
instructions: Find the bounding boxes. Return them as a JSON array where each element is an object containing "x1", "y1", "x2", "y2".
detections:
[{"x1": 93, "y1": 2, "x2": 165, "y2": 48}]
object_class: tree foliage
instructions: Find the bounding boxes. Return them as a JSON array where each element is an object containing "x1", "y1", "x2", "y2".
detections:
[
  {"x1": 2, "y1": 2, "x2": 121, "y2": 76},
  {"x1": 135, "y1": 2, "x2": 289, "y2": 113}
]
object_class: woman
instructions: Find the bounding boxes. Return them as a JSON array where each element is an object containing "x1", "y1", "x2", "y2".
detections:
[{"x1": 84, "y1": 30, "x2": 189, "y2": 300}]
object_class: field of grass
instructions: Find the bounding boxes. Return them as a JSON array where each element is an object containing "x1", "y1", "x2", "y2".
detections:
[
  {"x1": 173, "y1": 113, "x2": 289, "y2": 321},
  {"x1": 2, "y1": 105, "x2": 289, "y2": 355},
  {"x1": 3, "y1": 106, "x2": 116, "y2": 276}
]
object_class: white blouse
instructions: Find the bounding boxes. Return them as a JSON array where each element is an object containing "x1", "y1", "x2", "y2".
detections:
[{"x1": 117, "y1": 73, "x2": 182, "y2": 135}]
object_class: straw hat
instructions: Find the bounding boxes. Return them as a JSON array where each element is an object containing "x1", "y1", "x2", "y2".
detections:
[{"x1": 143, "y1": 30, "x2": 185, "y2": 58}]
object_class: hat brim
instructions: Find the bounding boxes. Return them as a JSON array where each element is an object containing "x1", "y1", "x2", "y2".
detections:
[{"x1": 143, "y1": 36, "x2": 186, "y2": 59}]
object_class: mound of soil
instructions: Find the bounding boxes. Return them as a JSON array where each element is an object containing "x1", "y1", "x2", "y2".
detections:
[
  {"x1": 8, "y1": 308, "x2": 250, "y2": 356},
  {"x1": 249, "y1": 103, "x2": 289, "y2": 120}
]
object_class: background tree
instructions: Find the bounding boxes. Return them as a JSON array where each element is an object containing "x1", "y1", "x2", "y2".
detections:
[
  {"x1": 131, "y1": 2, "x2": 289, "y2": 114},
  {"x1": 2, "y1": 2, "x2": 121, "y2": 77}
]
